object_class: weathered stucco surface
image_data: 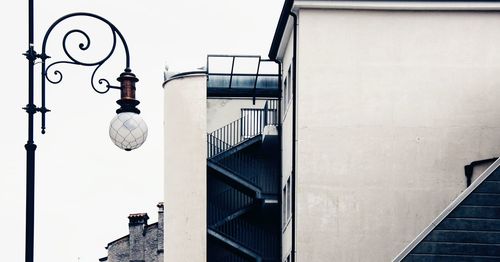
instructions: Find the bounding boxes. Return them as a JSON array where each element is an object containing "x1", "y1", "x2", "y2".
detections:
[
  {"x1": 290, "y1": 8, "x2": 500, "y2": 262},
  {"x1": 164, "y1": 75, "x2": 207, "y2": 262}
]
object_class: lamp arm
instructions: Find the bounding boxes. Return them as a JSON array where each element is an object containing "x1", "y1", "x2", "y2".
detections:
[{"x1": 38, "y1": 12, "x2": 133, "y2": 134}]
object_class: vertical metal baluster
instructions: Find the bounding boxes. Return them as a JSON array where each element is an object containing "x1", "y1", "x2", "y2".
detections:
[
  {"x1": 229, "y1": 189, "x2": 232, "y2": 211},
  {"x1": 253, "y1": 110, "x2": 260, "y2": 135},
  {"x1": 249, "y1": 111, "x2": 252, "y2": 137},
  {"x1": 257, "y1": 109, "x2": 259, "y2": 135},
  {"x1": 237, "y1": 191, "x2": 240, "y2": 209},
  {"x1": 249, "y1": 110, "x2": 252, "y2": 136},
  {"x1": 251, "y1": 110, "x2": 254, "y2": 136},
  {"x1": 257, "y1": 109, "x2": 260, "y2": 133},
  {"x1": 250, "y1": 111, "x2": 252, "y2": 136},
  {"x1": 254, "y1": 110, "x2": 255, "y2": 134},
  {"x1": 269, "y1": 100, "x2": 272, "y2": 125},
  {"x1": 265, "y1": 102, "x2": 268, "y2": 127},
  {"x1": 231, "y1": 218, "x2": 234, "y2": 238},
  {"x1": 259, "y1": 109, "x2": 262, "y2": 133}
]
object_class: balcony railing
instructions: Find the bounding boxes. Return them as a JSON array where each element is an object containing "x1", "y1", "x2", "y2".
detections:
[{"x1": 207, "y1": 99, "x2": 279, "y2": 159}]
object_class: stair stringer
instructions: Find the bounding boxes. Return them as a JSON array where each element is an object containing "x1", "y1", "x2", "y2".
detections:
[
  {"x1": 210, "y1": 134, "x2": 263, "y2": 161},
  {"x1": 208, "y1": 228, "x2": 263, "y2": 262},
  {"x1": 393, "y1": 158, "x2": 500, "y2": 261},
  {"x1": 208, "y1": 160, "x2": 262, "y2": 199}
]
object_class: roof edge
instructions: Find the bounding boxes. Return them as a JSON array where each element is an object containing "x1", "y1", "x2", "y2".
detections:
[
  {"x1": 268, "y1": 0, "x2": 500, "y2": 60},
  {"x1": 268, "y1": 0, "x2": 294, "y2": 60},
  {"x1": 162, "y1": 71, "x2": 207, "y2": 88},
  {"x1": 105, "y1": 222, "x2": 159, "y2": 249}
]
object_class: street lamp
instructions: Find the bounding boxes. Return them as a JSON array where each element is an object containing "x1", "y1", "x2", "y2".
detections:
[{"x1": 23, "y1": 1, "x2": 147, "y2": 261}]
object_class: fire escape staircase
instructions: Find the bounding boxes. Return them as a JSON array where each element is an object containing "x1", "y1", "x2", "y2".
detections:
[{"x1": 207, "y1": 100, "x2": 280, "y2": 262}]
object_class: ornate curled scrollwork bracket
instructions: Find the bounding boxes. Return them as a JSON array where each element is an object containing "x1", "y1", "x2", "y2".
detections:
[{"x1": 36, "y1": 12, "x2": 136, "y2": 134}]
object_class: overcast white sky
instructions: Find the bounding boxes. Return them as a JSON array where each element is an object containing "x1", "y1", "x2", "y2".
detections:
[{"x1": 1, "y1": 0, "x2": 283, "y2": 261}]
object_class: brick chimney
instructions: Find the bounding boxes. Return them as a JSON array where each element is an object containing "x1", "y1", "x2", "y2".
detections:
[
  {"x1": 128, "y1": 213, "x2": 149, "y2": 262},
  {"x1": 157, "y1": 202, "x2": 164, "y2": 253}
]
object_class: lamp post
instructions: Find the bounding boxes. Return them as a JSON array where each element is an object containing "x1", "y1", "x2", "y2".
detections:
[{"x1": 24, "y1": 1, "x2": 147, "y2": 261}]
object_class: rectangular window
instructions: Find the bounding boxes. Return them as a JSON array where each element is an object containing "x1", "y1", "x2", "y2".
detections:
[
  {"x1": 287, "y1": 65, "x2": 292, "y2": 106},
  {"x1": 283, "y1": 76, "x2": 288, "y2": 119},
  {"x1": 282, "y1": 184, "x2": 287, "y2": 226},
  {"x1": 282, "y1": 64, "x2": 293, "y2": 120},
  {"x1": 287, "y1": 177, "x2": 291, "y2": 221}
]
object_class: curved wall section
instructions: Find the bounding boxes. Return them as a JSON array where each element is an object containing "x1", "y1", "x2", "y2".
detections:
[{"x1": 163, "y1": 74, "x2": 207, "y2": 262}]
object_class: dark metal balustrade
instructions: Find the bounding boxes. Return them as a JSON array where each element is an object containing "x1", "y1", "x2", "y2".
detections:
[
  {"x1": 208, "y1": 133, "x2": 232, "y2": 159},
  {"x1": 208, "y1": 187, "x2": 254, "y2": 227},
  {"x1": 207, "y1": 99, "x2": 281, "y2": 261},
  {"x1": 216, "y1": 216, "x2": 280, "y2": 260},
  {"x1": 216, "y1": 151, "x2": 279, "y2": 195},
  {"x1": 207, "y1": 100, "x2": 278, "y2": 159}
]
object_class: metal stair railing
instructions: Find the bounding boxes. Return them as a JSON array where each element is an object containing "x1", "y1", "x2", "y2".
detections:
[
  {"x1": 208, "y1": 227, "x2": 262, "y2": 262},
  {"x1": 208, "y1": 187, "x2": 254, "y2": 226},
  {"x1": 207, "y1": 99, "x2": 278, "y2": 159},
  {"x1": 240, "y1": 99, "x2": 279, "y2": 132},
  {"x1": 208, "y1": 160, "x2": 262, "y2": 198},
  {"x1": 207, "y1": 133, "x2": 232, "y2": 158},
  {"x1": 214, "y1": 217, "x2": 280, "y2": 259},
  {"x1": 215, "y1": 151, "x2": 279, "y2": 195}
]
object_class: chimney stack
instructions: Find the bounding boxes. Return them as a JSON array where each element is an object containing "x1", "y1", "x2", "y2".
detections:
[
  {"x1": 157, "y1": 202, "x2": 164, "y2": 254},
  {"x1": 128, "y1": 213, "x2": 149, "y2": 262}
]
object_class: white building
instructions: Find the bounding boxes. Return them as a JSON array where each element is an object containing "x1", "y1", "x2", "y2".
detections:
[{"x1": 163, "y1": 1, "x2": 500, "y2": 261}]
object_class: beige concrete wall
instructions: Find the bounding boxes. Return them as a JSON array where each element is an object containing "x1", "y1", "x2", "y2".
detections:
[
  {"x1": 292, "y1": 9, "x2": 500, "y2": 262},
  {"x1": 163, "y1": 75, "x2": 207, "y2": 262}
]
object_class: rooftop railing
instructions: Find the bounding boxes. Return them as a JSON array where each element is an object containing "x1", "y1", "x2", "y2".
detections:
[{"x1": 207, "y1": 55, "x2": 281, "y2": 99}]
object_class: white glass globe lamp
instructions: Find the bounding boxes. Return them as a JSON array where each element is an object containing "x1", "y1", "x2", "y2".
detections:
[{"x1": 109, "y1": 112, "x2": 148, "y2": 151}]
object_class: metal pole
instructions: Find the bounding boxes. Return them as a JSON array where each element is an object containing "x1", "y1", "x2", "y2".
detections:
[
  {"x1": 22, "y1": 5, "x2": 140, "y2": 261},
  {"x1": 24, "y1": 0, "x2": 36, "y2": 261}
]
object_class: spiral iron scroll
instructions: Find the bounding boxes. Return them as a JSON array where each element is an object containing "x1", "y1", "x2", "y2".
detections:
[{"x1": 41, "y1": 12, "x2": 131, "y2": 94}]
